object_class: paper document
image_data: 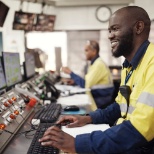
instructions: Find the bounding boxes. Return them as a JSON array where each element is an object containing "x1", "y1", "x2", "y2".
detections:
[
  {"x1": 57, "y1": 94, "x2": 91, "y2": 106},
  {"x1": 55, "y1": 84, "x2": 90, "y2": 93},
  {"x1": 62, "y1": 124, "x2": 110, "y2": 137}
]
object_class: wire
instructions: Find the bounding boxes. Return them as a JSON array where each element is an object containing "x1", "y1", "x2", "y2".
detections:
[
  {"x1": 4, "y1": 127, "x2": 37, "y2": 136},
  {"x1": 25, "y1": 131, "x2": 35, "y2": 139}
]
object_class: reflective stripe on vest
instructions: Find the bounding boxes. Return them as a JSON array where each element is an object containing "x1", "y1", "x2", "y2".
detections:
[
  {"x1": 138, "y1": 92, "x2": 154, "y2": 107},
  {"x1": 119, "y1": 103, "x2": 135, "y2": 114},
  {"x1": 91, "y1": 84, "x2": 114, "y2": 90}
]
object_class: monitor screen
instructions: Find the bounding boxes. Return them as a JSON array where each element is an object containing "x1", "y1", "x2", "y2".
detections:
[
  {"x1": 24, "y1": 51, "x2": 35, "y2": 78},
  {"x1": 13, "y1": 11, "x2": 37, "y2": 31},
  {"x1": 0, "y1": 58, "x2": 6, "y2": 90},
  {"x1": 2, "y1": 52, "x2": 22, "y2": 87},
  {"x1": 33, "y1": 14, "x2": 56, "y2": 31},
  {"x1": 0, "y1": 1, "x2": 9, "y2": 27}
]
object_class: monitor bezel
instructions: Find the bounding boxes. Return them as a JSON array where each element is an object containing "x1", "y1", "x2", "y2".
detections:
[{"x1": 0, "y1": 57, "x2": 7, "y2": 90}]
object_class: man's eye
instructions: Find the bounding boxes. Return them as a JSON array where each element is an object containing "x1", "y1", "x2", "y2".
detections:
[{"x1": 113, "y1": 27, "x2": 119, "y2": 31}]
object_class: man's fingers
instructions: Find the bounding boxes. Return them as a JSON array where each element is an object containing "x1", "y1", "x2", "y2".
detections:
[
  {"x1": 56, "y1": 116, "x2": 74, "y2": 124},
  {"x1": 66, "y1": 121, "x2": 79, "y2": 128},
  {"x1": 39, "y1": 133, "x2": 62, "y2": 143},
  {"x1": 41, "y1": 140, "x2": 64, "y2": 151},
  {"x1": 40, "y1": 129, "x2": 62, "y2": 142},
  {"x1": 46, "y1": 126, "x2": 61, "y2": 132}
]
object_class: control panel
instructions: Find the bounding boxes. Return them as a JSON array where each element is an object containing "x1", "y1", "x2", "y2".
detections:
[
  {"x1": 0, "y1": 89, "x2": 37, "y2": 153},
  {"x1": 0, "y1": 71, "x2": 59, "y2": 153}
]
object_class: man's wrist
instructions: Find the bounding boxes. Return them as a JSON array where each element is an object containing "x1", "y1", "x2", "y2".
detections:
[
  {"x1": 68, "y1": 70, "x2": 72, "y2": 74},
  {"x1": 85, "y1": 115, "x2": 92, "y2": 124}
]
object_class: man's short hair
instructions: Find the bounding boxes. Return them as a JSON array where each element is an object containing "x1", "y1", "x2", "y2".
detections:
[{"x1": 87, "y1": 40, "x2": 100, "y2": 54}]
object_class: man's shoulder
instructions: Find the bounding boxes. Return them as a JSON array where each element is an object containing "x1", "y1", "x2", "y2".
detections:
[
  {"x1": 145, "y1": 43, "x2": 154, "y2": 57},
  {"x1": 148, "y1": 42, "x2": 154, "y2": 51},
  {"x1": 95, "y1": 57, "x2": 105, "y2": 63},
  {"x1": 94, "y1": 57, "x2": 107, "y2": 66}
]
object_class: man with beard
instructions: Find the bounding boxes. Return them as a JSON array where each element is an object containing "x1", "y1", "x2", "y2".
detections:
[{"x1": 39, "y1": 6, "x2": 154, "y2": 154}]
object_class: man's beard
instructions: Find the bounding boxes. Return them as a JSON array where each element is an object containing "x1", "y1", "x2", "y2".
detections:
[{"x1": 113, "y1": 29, "x2": 134, "y2": 58}]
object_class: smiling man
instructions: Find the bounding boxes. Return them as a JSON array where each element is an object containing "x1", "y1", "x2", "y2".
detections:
[{"x1": 39, "y1": 6, "x2": 154, "y2": 154}]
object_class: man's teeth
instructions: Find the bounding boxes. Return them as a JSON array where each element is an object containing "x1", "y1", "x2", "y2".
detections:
[{"x1": 111, "y1": 42, "x2": 118, "y2": 48}]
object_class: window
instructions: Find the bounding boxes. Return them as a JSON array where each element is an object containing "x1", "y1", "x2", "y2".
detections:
[{"x1": 26, "y1": 31, "x2": 67, "y2": 73}]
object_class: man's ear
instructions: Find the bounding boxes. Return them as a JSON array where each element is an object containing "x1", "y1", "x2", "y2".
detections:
[{"x1": 135, "y1": 21, "x2": 144, "y2": 34}]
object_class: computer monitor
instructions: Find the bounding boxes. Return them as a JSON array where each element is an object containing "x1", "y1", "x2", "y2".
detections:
[
  {"x1": 0, "y1": 32, "x2": 3, "y2": 56},
  {"x1": 2, "y1": 52, "x2": 22, "y2": 87},
  {"x1": 0, "y1": 1, "x2": 9, "y2": 27},
  {"x1": 33, "y1": 14, "x2": 56, "y2": 31},
  {"x1": 13, "y1": 11, "x2": 36, "y2": 31},
  {"x1": 0, "y1": 58, "x2": 6, "y2": 90},
  {"x1": 24, "y1": 51, "x2": 35, "y2": 79}
]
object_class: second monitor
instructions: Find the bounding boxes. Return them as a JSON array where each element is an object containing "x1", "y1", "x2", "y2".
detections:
[
  {"x1": 23, "y1": 51, "x2": 35, "y2": 80},
  {"x1": 2, "y1": 52, "x2": 22, "y2": 88},
  {"x1": 0, "y1": 58, "x2": 6, "y2": 91}
]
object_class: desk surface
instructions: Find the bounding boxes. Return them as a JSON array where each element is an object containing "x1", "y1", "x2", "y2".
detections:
[
  {"x1": 62, "y1": 124, "x2": 110, "y2": 137},
  {"x1": 57, "y1": 94, "x2": 91, "y2": 107},
  {"x1": 56, "y1": 85, "x2": 92, "y2": 111}
]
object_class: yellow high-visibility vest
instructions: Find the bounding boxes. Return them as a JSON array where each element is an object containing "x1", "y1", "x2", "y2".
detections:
[
  {"x1": 85, "y1": 57, "x2": 113, "y2": 110},
  {"x1": 116, "y1": 43, "x2": 154, "y2": 141}
]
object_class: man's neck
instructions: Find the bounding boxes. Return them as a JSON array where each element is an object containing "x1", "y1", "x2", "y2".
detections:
[{"x1": 90, "y1": 55, "x2": 99, "y2": 65}]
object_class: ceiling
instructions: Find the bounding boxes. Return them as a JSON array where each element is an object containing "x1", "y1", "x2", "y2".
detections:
[{"x1": 14, "y1": 0, "x2": 134, "y2": 6}]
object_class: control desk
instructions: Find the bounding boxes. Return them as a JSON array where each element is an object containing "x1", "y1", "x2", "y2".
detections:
[{"x1": 0, "y1": 71, "x2": 94, "y2": 154}]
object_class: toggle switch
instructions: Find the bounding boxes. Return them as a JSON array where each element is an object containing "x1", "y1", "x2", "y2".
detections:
[
  {"x1": 9, "y1": 114, "x2": 16, "y2": 119},
  {"x1": 28, "y1": 98, "x2": 37, "y2": 107},
  {"x1": 3, "y1": 102, "x2": 10, "y2": 107},
  {"x1": 0, "y1": 123, "x2": 6, "y2": 130},
  {"x1": 8, "y1": 99, "x2": 13, "y2": 105},
  {"x1": 0, "y1": 123, "x2": 6, "y2": 134},
  {"x1": 12, "y1": 96, "x2": 17, "y2": 102},
  {"x1": 7, "y1": 114, "x2": 16, "y2": 122},
  {"x1": 14, "y1": 110, "x2": 19, "y2": 116}
]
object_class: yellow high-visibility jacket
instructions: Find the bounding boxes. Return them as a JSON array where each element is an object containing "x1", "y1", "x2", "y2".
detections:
[
  {"x1": 85, "y1": 57, "x2": 114, "y2": 110},
  {"x1": 71, "y1": 57, "x2": 114, "y2": 110},
  {"x1": 116, "y1": 43, "x2": 154, "y2": 141}
]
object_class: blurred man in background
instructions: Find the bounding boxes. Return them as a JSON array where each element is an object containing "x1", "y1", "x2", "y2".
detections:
[{"x1": 62, "y1": 40, "x2": 114, "y2": 110}]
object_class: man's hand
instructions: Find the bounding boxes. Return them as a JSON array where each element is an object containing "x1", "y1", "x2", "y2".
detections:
[
  {"x1": 66, "y1": 79, "x2": 75, "y2": 85},
  {"x1": 61, "y1": 78, "x2": 75, "y2": 85},
  {"x1": 61, "y1": 67, "x2": 72, "y2": 74},
  {"x1": 39, "y1": 126, "x2": 76, "y2": 153},
  {"x1": 57, "y1": 115, "x2": 92, "y2": 128}
]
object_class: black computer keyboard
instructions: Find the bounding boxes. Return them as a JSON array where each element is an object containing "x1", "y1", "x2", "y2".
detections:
[
  {"x1": 27, "y1": 123, "x2": 60, "y2": 154},
  {"x1": 34, "y1": 103, "x2": 62, "y2": 123}
]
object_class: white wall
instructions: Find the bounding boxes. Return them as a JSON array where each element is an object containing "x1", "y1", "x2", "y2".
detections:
[
  {"x1": 0, "y1": 1, "x2": 24, "y2": 64},
  {"x1": 3, "y1": 0, "x2": 154, "y2": 32},
  {"x1": 135, "y1": 0, "x2": 154, "y2": 20},
  {"x1": 54, "y1": 5, "x2": 126, "y2": 30},
  {"x1": 54, "y1": 0, "x2": 154, "y2": 30}
]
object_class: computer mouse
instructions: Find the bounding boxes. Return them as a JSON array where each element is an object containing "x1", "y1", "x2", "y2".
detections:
[{"x1": 64, "y1": 105, "x2": 79, "y2": 112}]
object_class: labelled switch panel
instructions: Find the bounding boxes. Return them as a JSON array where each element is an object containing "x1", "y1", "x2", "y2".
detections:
[
  {"x1": 20, "y1": 75, "x2": 45, "y2": 98},
  {"x1": 0, "y1": 89, "x2": 36, "y2": 153}
]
